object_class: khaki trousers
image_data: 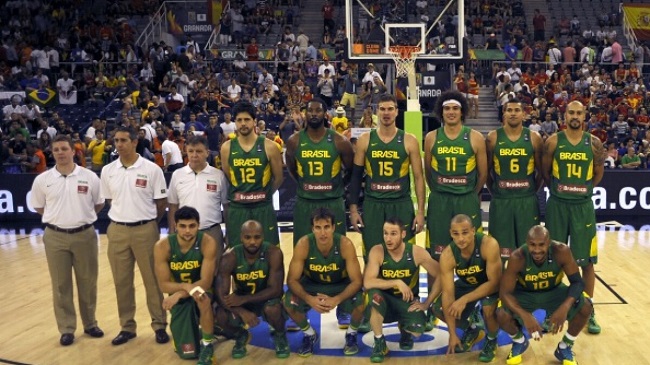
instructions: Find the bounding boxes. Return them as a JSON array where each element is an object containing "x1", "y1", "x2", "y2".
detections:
[{"x1": 107, "y1": 221, "x2": 166, "y2": 332}]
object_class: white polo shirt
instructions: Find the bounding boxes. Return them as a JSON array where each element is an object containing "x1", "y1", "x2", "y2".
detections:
[
  {"x1": 167, "y1": 164, "x2": 229, "y2": 229},
  {"x1": 161, "y1": 140, "x2": 184, "y2": 165},
  {"x1": 100, "y1": 156, "x2": 167, "y2": 222},
  {"x1": 30, "y1": 165, "x2": 104, "y2": 228}
]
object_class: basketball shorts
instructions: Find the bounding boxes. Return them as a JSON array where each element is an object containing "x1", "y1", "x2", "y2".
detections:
[
  {"x1": 226, "y1": 201, "x2": 279, "y2": 246},
  {"x1": 501, "y1": 284, "x2": 588, "y2": 324},
  {"x1": 544, "y1": 196, "x2": 597, "y2": 266},
  {"x1": 361, "y1": 196, "x2": 415, "y2": 257},
  {"x1": 283, "y1": 287, "x2": 364, "y2": 314},
  {"x1": 489, "y1": 194, "x2": 540, "y2": 261},
  {"x1": 433, "y1": 285, "x2": 498, "y2": 327},
  {"x1": 366, "y1": 288, "x2": 426, "y2": 335}
]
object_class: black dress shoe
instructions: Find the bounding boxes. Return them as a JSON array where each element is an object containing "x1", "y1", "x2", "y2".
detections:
[
  {"x1": 60, "y1": 333, "x2": 74, "y2": 346},
  {"x1": 111, "y1": 331, "x2": 136, "y2": 345},
  {"x1": 155, "y1": 329, "x2": 169, "y2": 344},
  {"x1": 84, "y1": 327, "x2": 105, "y2": 338}
]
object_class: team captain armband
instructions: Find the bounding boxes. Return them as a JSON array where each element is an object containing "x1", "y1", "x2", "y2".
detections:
[
  {"x1": 233, "y1": 192, "x2": 267, "y2": 202},
  {"x1": 437, "y1": 176, "x2": 468, "y2": 185}
]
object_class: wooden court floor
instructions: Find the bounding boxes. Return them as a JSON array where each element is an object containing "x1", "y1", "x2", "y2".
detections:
[{"x1": 0, "y1": 227, "x2": 649, "y2": 365}]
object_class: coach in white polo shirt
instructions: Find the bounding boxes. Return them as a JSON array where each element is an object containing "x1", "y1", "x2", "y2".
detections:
[
  {"x1": 30, "y1": 134, "x2": 105, "y2": 347},
  {"x1": 161, "y1": 130, "x2": 184, "y2": 172},
  {"x1": 100, "y1": 126, "x2": 169, "y2": 346},
  {"x1": 167, "y1": 135, "x2": 228, "y2": 257}
]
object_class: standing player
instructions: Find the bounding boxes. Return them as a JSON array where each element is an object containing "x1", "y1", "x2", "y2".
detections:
[
  {"x1": 283, "y1": 208, "x2": 365, "y2": 357},
  {"x1": 168, "y1": 135, "x2": 228, "y2": 254},
  {"x1": 542, "y1": 100, "x2": 605, "y2": 334},
  {"x1": 436, "y1": 214, "x2": 502, "y2": 362},
  {"x1": 220, "y1": 101, "x2": 284, "y2": 246},
  {"x1": 498, "y1": 225, "x2": 593, "y2": 365},
  {"x1": 486, "y1": 99, "x2": 543, "y2": 260},
  {"x1": 153, "y1": 206, "x2": 218, "y2": 365},
  {"x1": 424, "y1": 90, "x2": 487, "y2": 259},
  {"x1": 100, "y1": 126, "x2": 169, "y2": 346},
  {"x1": 285, "y1": 98, "x2": 354, "y2": 246},
  {"x1": 349, "y1": 93, "x2": 426, "y2": 255},
  {"x1": 30, "y1": 135, "x2": 105, "y2": 346},
  {"x1": 215, "y1": 220, "x2": 287, "y2": 359},
  {"x1": 364, "y1": 217, "x2": 441, "y2": 363}
]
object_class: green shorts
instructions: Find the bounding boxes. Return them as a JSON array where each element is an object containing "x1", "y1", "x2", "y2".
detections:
[
  {"x1": 283, "y1": 288, "x2": 364, "y2": 314},
  {"x1": 488, "y1": 194, "x2": 540, "y2": 261},
  {"x1": 227, "y1": 298, "x2": 283, "y2": 327},
  {"x1": 226, "y1": 201, "x2": 279, "y2": 246},
  {"x1": 501, "y1": 284, "x2": 587, "y2": 324},
  {"x1": 293, "y1": 197, "x2": 346, "y2": 246},
  {"x1": 366, "y1": 288, "x2": 426, "y2": 335},
  {"x1": 426, "y1": 190, "x2": 482, "y2": 260},
  {"x1": 361, "y1": 196, "x2": 415, "y2": 256},
  {"x1": 544, "y1": 196, "x2": 597, "y2": 266},
  {"x1": 432, "y1": 285, "x2": 498, "y2": 326}
]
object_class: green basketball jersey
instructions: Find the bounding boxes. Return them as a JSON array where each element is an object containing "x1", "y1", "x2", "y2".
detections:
[
  {"x1": 516, "y1": 243, "x2": 565, "y2": 292},
  {"x1": 300, "y1": 233, "x2": 350, "y2": 286},
  {"x1": 294, "y1": 129, "x2": 344, "y2": 200},
  {"x1": 379, "y1": 242, "x2": 419, "y2": 298},
  {"x1": 363, "y1": 129, "x2": 411, "y2": 200},
  {"x1": 550, "y1": 132, "x2": 594, "y2": 201},
  {"x1": 491, "y1": 127, "x2": 536, "y2": 197},
  {"x1": 232, "y1": 241, "x2": 272, "y2": 295},
  {"x1": 169, "y1": 231, "x2": 205, "y2": 285},
  {"x1": 227, "y1": 136, "x2": 273, "y2": 205},
  {"x1": 451, "y1": 232, "x2": 489, "y2": 289},
  {"x1": 430, "y1": 126, "x2": 477, "y2": 194}
]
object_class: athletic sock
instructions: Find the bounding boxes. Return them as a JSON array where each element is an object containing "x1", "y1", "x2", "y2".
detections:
[
  {"x1": 302, "y1": 325, "x2": 316, "y2": 336},
  {"x1": 487, "y1": 331, "x2": 498, "y2": 340},
  {"x1": 201, "y1": 331, "x2": 213, "y2": 344},
  {"x1": 560, "y1": 333, "x2": 577, "y2": 349},
  {"x1": 510, "y1": 331, "x2": 525, "y2": 344},
  {"x1": 346, "y1": 325, "x2": 358, "y2": 336}
]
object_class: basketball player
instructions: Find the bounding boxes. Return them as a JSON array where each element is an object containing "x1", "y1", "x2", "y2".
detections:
[
  {"x1": 542, "y1": 100, "x2": 605, "y2": 334},
  {"x1": 30, "y1": 134, "x2": 105, "y2": 346},
  {"x1": 497, "y1": 225, "x2": 592, "y2": 365},
  {"x1": 283, "y1": 208, "x2": 365, "y2": 357},
  {"x1": 349, "y1": 93, "x2": 426, "y2": 255},
  {"x1": 424, "y1": 90, "x2": 487, "y2": 259},
  {"x1": 435, "y1": 214, "x2": 502, "y2": 362},
  {"x1": 486, "y1": 99, "x2": 543, "y2": 261},
  {"x1": 100, "y1": 126, "x2": 169, "y2": 346},
  {"x1": 220, "y1": 102, "x2": 284, "y2": 246},
  {"x1": 153, "y1": 206, "x2": 218, "y2": 365},
  {"x1": 215, "y1": 220, "x2": 287, "y2": 359},
  {"x1": 364, "y1": 217, "x2": 441, "y2": 363},
  {"x1": 167, "y1": 135, "x2": 228, "y2": 253}
]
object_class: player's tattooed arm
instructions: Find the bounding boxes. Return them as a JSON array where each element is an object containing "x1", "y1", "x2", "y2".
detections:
[{"x1": 591, "y1": 135, "x2": 605, "y2": 187}]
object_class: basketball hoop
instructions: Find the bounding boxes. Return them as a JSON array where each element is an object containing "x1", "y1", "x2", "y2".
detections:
[{"x1": 388, "y1": 45, "x2": 421, "y2": 78}]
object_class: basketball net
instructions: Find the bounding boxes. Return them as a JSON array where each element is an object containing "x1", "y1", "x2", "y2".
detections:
[{"x1": 388, "y1": 45, "x2": 420, "y2": 111}]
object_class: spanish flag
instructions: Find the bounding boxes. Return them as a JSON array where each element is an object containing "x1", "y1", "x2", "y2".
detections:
[
  {"x1": 623, "y1": 4, "x2": 650, "y2": 41},
  {"x1": 28, "y1": 87, "x2": 57, "y2": 108}
]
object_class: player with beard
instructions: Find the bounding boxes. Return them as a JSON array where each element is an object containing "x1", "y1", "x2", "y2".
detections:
[
  {"x1": 486, "y1": 99, "x2": 543, "y2": 261},
  {"x1": 286, "y1": 98, "x2": 355, "y2": 329},
  {"x1": 153, "y1": 206, "x2": 218, "y2": 364},
  {"x1": 348, "y1": 93, "x2": 426, "y2": 256},
  {"x1": 221, "y1": 102, "x2": 284, "y2": 246},
  {"x1": 214, "y1": 220, "x2": 287, "y2": 359},
  {"x1": 542, "y1": 100, "x2": 604, "y2": 335}
]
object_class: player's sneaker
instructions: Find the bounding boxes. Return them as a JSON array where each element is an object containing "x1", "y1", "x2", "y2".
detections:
[
  {"x1": 336, "y1": 306, "x2": 351, "y2": 329},
  {"x1": 197, "y1": 341, "x2": 214, "y2": 365},
  {"x1": 357, "y1": 317, "x2": 371, "y2": 333},
  {"x1": 505, "y1": 338, "x2": 530, "y2": 365},
  {"x1": 399, "y1": 329, "x2": 414, "y2": 350},
  {"x1": 554, "y1": 343, "x2": 577, "y2": 365},
  {"x1": 273, "y1": 331, "x2": 290, "y2": 359},
  {"x1": 469, "y1": 306, "x2": 485, "y2": 330},
  {"x1": 370, "y1": 336, "x2": 388, "y2": 363},
  {"x1": 478, "y1": 337, "x2": 497, "y2": 362},
  {"x1": 457, "y1": 326, "x2": 485, "y2": 352},
  {"x1": 588, "y1": 311, "x2": 601, "y2": 334},
  {"x1": 231, "y1": 329, "x2": 251, "y2": 359},
  {"x1": 286, "y1": 318, "x2": 300, "y2": 332},
  {"x1": 297, "y1": 333, "x2": 318, "y2": 357},
  {"x1": 424, "y1": 310, "x2": 438, "y2": 331},
  {"x1": 343, "y1": 333, "x2": 359, "y2": 355}
]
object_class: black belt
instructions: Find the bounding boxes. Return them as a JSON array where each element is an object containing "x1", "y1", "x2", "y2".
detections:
[
  {"x1": 111, "y1": 219, "x2": 155, "y2": 227},
  {"x1": 45, "y1": 223, "x2": 93, "y2": 234}
]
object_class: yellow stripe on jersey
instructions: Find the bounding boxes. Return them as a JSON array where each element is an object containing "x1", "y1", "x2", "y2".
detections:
[
  {"x1": 296, "y1": 161, "x2": 304, "y2": 178},
  {"x1": 408, "y1": 271, "x2": 419, "y2": 290},
  {"x1": 466, "y1": 155, "x2": 476, "y2": 173},
  {"x1": 262, "y1": 164, "x2": 272, "y2": 187},
  {"x1": 527, "y1": 157, "x2": 535, "y2": 174},
  {"x1": 331, "y1": 157, "x2": 341, "y2": 178},
  {"x1": 399, "y1": 158, "x2": 409, "y2": 177},
  {"x1": 229, "y1": 168, "x2": 239, "y2": 187},
  {"x1": 552, "y1": 159, "x2": 560, "y2": 179},
  {"x1": 493, "y1": 156, "x2": 501, "y2": 175},
  {"x1": 431, "y1": 156, "x2": 439, "y2": 171},
  {"x1": 586, "y1": 162, "x2": 593, "y2": 180},
  {"x1": 364, "y1": 158, "x2": 374, "y2": 177}
]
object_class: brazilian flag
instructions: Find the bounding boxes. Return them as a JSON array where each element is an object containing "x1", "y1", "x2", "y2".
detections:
[{"x1": 28, "y1": 87, "x2": 57, "y2": 108}]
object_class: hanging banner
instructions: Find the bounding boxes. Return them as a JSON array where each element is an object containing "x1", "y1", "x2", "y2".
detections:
[{"x1": 622, "y1": 3, "x2": 650, "y2": 41}]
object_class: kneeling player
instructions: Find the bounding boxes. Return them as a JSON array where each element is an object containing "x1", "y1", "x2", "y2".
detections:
[
  {"x1": 153, "y1": 206, "x2": 219, "y2": 365},
  {"x1": 215, "y1": 220, "x2": 287, "y2": 359},
  {"x1": 364, "y1": 217, "x2": 442, "y2": 363},
  {"x1": 497, "y1": 225, "x2": 593, "y2": 365},
  {"x1": 283, "y1": 208, "x2": 365, "y2": 357}
]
